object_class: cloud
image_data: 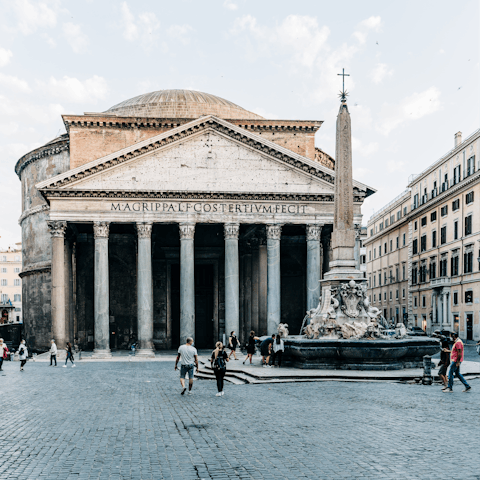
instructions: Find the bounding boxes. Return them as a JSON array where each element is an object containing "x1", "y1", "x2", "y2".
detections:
[
  {"x1": 0, "y1": 95, "x2": 64, "y2": 125},
  {"x1": 370, "y1": 63, "x2": 393, "y2": 84},
  {"x1": 352, "y1": 137, "x2": 379, "y2": 157},
  {"x1": 352, "y1": 15, "x2": 382, "y2": 44},
  {"x1": 12, "y1": 0, "x2": 57, "y2": 35},
  {"x1": 167, "y1": 24, "x2": 194, "y2": 45},
  {"x1": 120, "y1": 2, "x2": 161, "y2": 51},
  {"x1": 43, "y1": 75, "x2": 108, "y2": 104},
  {"x1": 386, "y1": 159, "x2": 406, "y2": 173},
  {"x1": 63, "y1": 23, "x2": 89, "y2": 54},
  {"x1": 251, "y1": 107, "x2": 279, "y2": 119},
  {"x1": 0, "y1": 47, "x2": 13, "y2": 67},
  {"x1": 0, "y1": 73, "x2": 31, "y2": 93},
  {"x1": 377, "y1": 86, "x2": 442, "y2": 135},
  {"x1": 223, "y1": 0, "x2": 238, "y2": 10}
]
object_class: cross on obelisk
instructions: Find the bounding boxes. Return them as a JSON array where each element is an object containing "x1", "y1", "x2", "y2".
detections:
[{"x1": 337, "y1": 68, "x2": 350, "y2": 102}]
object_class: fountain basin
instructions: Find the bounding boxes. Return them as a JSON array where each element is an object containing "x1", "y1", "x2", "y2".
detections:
[{"x1": 284, "y1": 336, "x2": 440, "y2": 370}]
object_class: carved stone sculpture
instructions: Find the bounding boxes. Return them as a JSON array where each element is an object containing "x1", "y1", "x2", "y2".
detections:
[
  {"x1": 340, "y1": 280, "x2": 363, "y2": 318},
  {"x1": 277, "y1": 323, "x2": 289, "y2": 338}
]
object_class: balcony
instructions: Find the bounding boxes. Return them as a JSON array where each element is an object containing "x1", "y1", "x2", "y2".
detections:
[{"x1": 431, "y1": 278, "x2": 451, "y2": 287}]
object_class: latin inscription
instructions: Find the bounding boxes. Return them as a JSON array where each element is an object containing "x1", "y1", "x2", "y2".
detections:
[{"x1": 111, "y1": 202, "x2": 307, "y2": 214}]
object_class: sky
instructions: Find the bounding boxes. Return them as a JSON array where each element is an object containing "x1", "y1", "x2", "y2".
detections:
[{"x1": 0, "y1": 0, "x2": 478, "y2": 248}]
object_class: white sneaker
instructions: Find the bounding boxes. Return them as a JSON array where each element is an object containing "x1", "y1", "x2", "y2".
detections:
[
  {"x1": 72, "y1": 364, "x2": 76, "y2": 368},
  {"x1": 63, "y1": 365, "x2": 67, "y2": 368},
  {"x1": 221, "y1": 391, "x2": 224, "y2": 396},
  {"x1": 216, "y1": 392, "x2": 222, "y2": 396},
  {"x1": 187, "y1": 390, "x2": 193, "y2": 395}
]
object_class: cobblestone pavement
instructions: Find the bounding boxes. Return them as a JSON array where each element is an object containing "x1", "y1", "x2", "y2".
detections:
[{"x1": 1, "y1": 361, "x2": 479, "y2": 480}]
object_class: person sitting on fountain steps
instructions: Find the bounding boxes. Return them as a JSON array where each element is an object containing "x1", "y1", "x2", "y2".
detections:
[{"x1": 442, "y1": 332, "x2": 471, "y2": 393}]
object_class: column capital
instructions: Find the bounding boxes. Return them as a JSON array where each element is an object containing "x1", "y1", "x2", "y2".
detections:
[
  {"x1": 266, "y1": 224, "x2": 282, "y2": 241},
  {"x1": 47, "y1": 220, "x2": 67, "y2": 238},
  {"x1": 306, "y1": 224, "x2": 323, "y2": 241},
  {"x1": 93, "y1": 221, "x2": 109, "y2": 239},
  {"x1": 136, "y1": 222, "x2": 153, "y2": 239},
  {"x1": 224, "y1": 223, "x2": 240, "y2": 240},
  {"x1": 179, "y1": 222, "x2": 195, "y2": 240}
]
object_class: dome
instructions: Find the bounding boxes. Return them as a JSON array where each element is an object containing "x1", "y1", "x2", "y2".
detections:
[{"x1": 104, "y1": 89, "x2": 264, "y2": 120}]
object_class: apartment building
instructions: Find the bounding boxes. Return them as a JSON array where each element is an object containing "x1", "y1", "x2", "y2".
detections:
[
  {"x1": 365, "y1": 130, "x2": 480, "y2": 340},
  {"x1": 0, "y1": 244, "x2": 22, "y2": 324}
]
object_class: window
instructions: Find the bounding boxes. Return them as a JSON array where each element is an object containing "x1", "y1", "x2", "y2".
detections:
[
  {"x1": 441, "y1": 226, "x2": 447, "y2": 245},
  {"x1": 402, "y1": 233, "x2": 406, "y2": 246},
  {"x1": 14, "y1": 279, "x2": 20, "y2": 286},
  {"x1": 1, "y1": 256, "x2": 6, "y2": 262},
  {"x1": 419, "y1": 263, "x2": 427, "y2": 283},
  {"x1": 465, "y1": 215, "x2": 472, "y2": 236},
  {"x1": 432, "y1": 230, "x2": 437, "y2": 248},
  {"x1": 14, "y1": 294, "x2": 21, "y2": 302},
  {"x1": 389, "y1": 270, "x2": 393, "y2": 283},
  {"x1": 421, "y1": 235, "x2": 427, "y2": 252},
  {"x1": 440, "y1": 255, "x2": 448, "y2": 277},
  {"x1": 1, "y1": 293, "x2": 7, "y2": 303},
  {"x1": 431, "y1": 211, "x2": 437, "y2": 221},
  {"x1": 430, "y1": 260, "x2": 436, "y2": 279},
  {"x1": 414, "y1": 296, "x2": 418, "y2": 307},
  {"x1": 396, "y1": 290, "x2": 399, "y2": 299},
  {"x1": 374, "y1": 275, "x2": 376, "y2": 287},
  {"x1": 396, "y1": 237, "x2": 399, "y2": 249},
  {"x1": 414, "y1": 221, "x2": 418, "y2": 231},
  {"x1": 466, "y1": 191, "x2": 474, "y2": 204},
  {"x1": 384, "y1": 272, "x2": 387, "y2": 284},
  {"x1": 441, "y1": 205, "x2": 448, "y2": 216},
  {"x1": 403, "y1": 206, "x2": 407, "y2": 216},
  {"x1": 14, "y1": 255, "x2": 20, "y2": 262},
  {"x1": 451, "y1": 254, "x2": 459, "y2": 276},
  {"x1": 421, "y1": 216, "x2": 427, "y2": 227},
  {"x1": 452, "y1": 199, "x2": 460, "y2": 211},
  {"x1": 369, "y1": 250, "x2": 372, "y2": 261},
  {"x1": 389, "y1": 291, "x2": 392, "y2": 300},
  {"x1": 385, "y1": 219, "x2": 389, "y2": 227},
  {"x1": 466, "y1": 155, "x2": 475, "y2": 176},
  {"x1": 1, "y1": 267, "x2": 6, "y2": 273},
  {"x1": 413, "y1": 239, "x2": 418, "y2": 254},
  {"x1": 14, "y1": 267, "x2": 20, "y2": 273},
  {"x1": 379, "y1": 222, "x2": 384, "y2": 231},
  {"x1": 384, "y1": 292, "x2": 386, "y2": 301},
  {"x1": 378, "y1": 273, "x2": 381, "y2": 286},
  {"x1": 402, "y1": 265, "x2": 405, "y2": 280},
  {"x1": 402, "y1": 289, "x2": 405, "y2": 298},
  {"x1": 390, "y1": 215, "x2": 394, "y2": 225},
  {"x1": 397, "y1": 211, "x2": 401, "y2": 220},
  {"x1": 0, "y1": 279, "x2": 6, "y2": 286},
  {"x1": 453, "y1": 165, "x2": 461, "y2": 185},
  {"x1": 360, "y1": 255, "x2": 366, "y2": 264},
  {"x1": 379, "y1": 245, "x2": 382, "y2": 256},
  {"x1": 454, "y1": 221, "x2": 459, "y2": 240},
  {"x1": 453, "y1": 292, "x2": 458, "y2": 305},
  {"x1": 384, "y1": 242, "x2": 387, "y2": 254},
  {"x1": 370, "y1": 228, "x2": 373, "y2": 237},
  {"x1": 374, "y1": 248, "x2": 376, "y2": 259},
  {"x1": 465, "y1": 291, "x2": 473, "y2": 304},
  {"x1": 390, "y1": 240, "x2": 393, "y2": 252},
  {"x1": 412, "y1": 263, "x2": 418, "y2": 284},
  {"x1": 414, "y1": 194, "x2": 419, "y2": 209},
  {"x1": 422, "y1": 296, "x2": 426, "y2": 307},
  {"x1": 395, "y1": 267, "x2": 399, "y2": 281},
  {"x1": 464, "y1": 249, "x2": 473, "y2": 274},
  {"x1": 373, "y1": 294, "x2": 376, "y2": 302}
]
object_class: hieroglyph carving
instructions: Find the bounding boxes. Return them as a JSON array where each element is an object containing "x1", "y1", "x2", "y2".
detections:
[
  {"x1": 136, "y1": 222, "x2": 152, "y2": 239},
  {"x1": 93, "y1": 221, "x2": 109, "y2": 239},
  {"x1": 47, "y1": 220, "x2": 67, "y2": 238},
  {"x1": 266, "y1": 224, "x2": 282, "y2": 240},
  {"x1": 179, "y1": 223, "x2": 195, "y2": 240},
  {"x1": 224, "y1": 223, "x2": 240, "y2": 240},
  {"x1": 306, "y1": 224, "x2": 323, "y2": 241}
]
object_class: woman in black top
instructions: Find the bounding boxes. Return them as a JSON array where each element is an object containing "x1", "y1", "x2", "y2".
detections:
[
  {"x1": 210, "y1": 342, "x2": 228, "y2": 396},
  {"x1": 64, "y1": 342, "x2": 76, "y2": 368},
  {"x1": 243, "y1": 331, "x2": 259, "y2": 365}
]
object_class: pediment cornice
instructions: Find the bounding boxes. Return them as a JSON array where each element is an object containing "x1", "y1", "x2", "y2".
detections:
[{"x1": 36, "y1": 115, "x2": 373, "y2": 197}]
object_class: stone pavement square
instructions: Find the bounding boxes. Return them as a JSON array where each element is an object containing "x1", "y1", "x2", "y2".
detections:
[{"x1": 0, "y1": 361, "x2": 479, "y2": 479}]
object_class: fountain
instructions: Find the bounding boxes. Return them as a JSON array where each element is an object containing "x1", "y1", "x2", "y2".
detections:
[{"x1": 282, "y1": 73, "x2": 439, "y2": 370}]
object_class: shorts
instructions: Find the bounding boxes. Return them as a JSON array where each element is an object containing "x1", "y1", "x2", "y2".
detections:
[
  {"x1": 230, "y1": 346, "x2": 236, "y2": 352},
  {"x1": 438, "y1": 364, "x2": 449, "y2": 376},
  {"x1": 180, "y1": 364, "x2": 195, "y2": 379}
]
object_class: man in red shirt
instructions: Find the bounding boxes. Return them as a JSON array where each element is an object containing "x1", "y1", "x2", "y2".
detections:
[{"x1": 443, "y1": 332, "x2": 471, "y2": 393}]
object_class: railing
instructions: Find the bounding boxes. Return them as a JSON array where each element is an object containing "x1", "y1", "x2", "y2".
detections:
[
  {"x1": 368, "y1": 189, "x2": 410, "y2": 224},
  {"x1": 431, "y1": 278, "x2": 451, "y2": 287}
]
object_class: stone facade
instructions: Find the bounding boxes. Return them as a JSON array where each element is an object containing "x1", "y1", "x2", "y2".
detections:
[
  {"x1": 16, "y1": 89, "x2": 373, "y2": 352},
  {"x1": 365, "y1": 129, "x2": 480, "y2": 339},
  {"x1": 0, "y1": 245, "x2": 23, "y2": 324}
]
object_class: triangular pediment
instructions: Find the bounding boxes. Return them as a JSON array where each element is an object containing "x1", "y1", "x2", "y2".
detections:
[{"x1": 36, "y1": 115, "x2": 373, "y2": 200}]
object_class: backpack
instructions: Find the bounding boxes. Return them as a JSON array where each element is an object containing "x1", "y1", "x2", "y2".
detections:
[
  {"x1": 19, "y1": 348, "x2": 25, "y2": 356},
  {"x1": 214, "y1": 354, "x2": 226, "y2": 371}
]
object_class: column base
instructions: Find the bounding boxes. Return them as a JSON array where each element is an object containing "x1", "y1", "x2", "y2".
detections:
[
  {"x1": 135, "y1": 348, "x2": 156, "y2": 358},
  {"x1": 92, "y1": 349, "x2": 112, "y2": 359}
]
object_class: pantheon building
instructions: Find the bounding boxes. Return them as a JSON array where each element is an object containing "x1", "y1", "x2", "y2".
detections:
[{"x1": 16, "y1": 89, "x2": 374, "y2": 355}]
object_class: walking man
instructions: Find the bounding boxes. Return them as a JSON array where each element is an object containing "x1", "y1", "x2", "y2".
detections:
[
  {"x1": 443, "y1": 332, "x2": 471, "y2": 393},
  {"x1": 0, "y1": 338, "x2": 8, "y2": 371},
  {"x1": 175, "y1": 337, "x2": 198, "y2": 396},
  {"x1": 17, "y1": 340, "x2": 28, "y2": 371},
  {"x1": 50, "y1": 339, "x2": 57, "y2": 366}
]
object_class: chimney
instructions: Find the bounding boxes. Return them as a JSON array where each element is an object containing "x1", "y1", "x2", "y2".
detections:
[{"x1": 454, "y1": 131, "x2": 462, "y2": 147}]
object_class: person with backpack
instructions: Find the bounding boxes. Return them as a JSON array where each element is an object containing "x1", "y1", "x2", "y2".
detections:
[
  {"x1": 17, "y1": 340, "x2": 28, "y2": 371},
  {"x1": 210, "y1": 341, "x2": 229, "y2": 396},
  {"x1": 63, "y1": 342, "x2": 76, "y2": 368},
  {"x1": 0, "y1": 338, "x2": 8, "y2": 371}
]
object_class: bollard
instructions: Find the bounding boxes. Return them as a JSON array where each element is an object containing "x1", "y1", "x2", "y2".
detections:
[{"x1": 422, "y1": 355, "x2": 433, "y2": 385}]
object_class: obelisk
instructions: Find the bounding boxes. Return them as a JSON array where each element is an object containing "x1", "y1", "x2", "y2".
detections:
[{"x1": 324, "y1": 80, "x2": 363, "y2": 281}]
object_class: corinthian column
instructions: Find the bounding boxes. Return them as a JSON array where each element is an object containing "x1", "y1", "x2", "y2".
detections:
[
  {"x1": 179, "y1": 223, "x2": 195, "y2": 345},
  {"x1": 266, "y1": 224, "x2": 282, "y2": 334},
  {"x1": 47, "y1": 220, "x2": 67, "y2": 349},
  {"x1": 93, "y1": 221, "x2": 111, "y2": 358},
  {"x1": 306, "y1": 224, "x2": 323, "y2": 311},
  {"x1": 224, "y1": 224, "x2": 240, "y2": 340},
  {"x1": 136, "y1": 222, "x2": 155, "y2": 357}
]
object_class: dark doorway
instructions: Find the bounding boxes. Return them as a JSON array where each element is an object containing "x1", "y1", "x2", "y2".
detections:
[
  {"x1": 170, "y1": 263, "x2": 214, "y2": 349},
  {"x1": 466, "y1": 314, "x2": 473, "y2": 340}
]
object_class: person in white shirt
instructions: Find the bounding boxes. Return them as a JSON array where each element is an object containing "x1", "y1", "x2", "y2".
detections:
[
  {"x1": 0, "y1": 338, "x2": 9, "y2": 371},
  {"x1": 50, "y1": 340, "x2": 57, "y2": 367},
  {"x1": 17, "y1": 340, "x2": 28, "y2": 371},
  {"x1": 272, "y1": 335, "x2": 285, "y2": 367},
  {"x1": 175, "y1": 337, "x2": 198, "y2": 396}
]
